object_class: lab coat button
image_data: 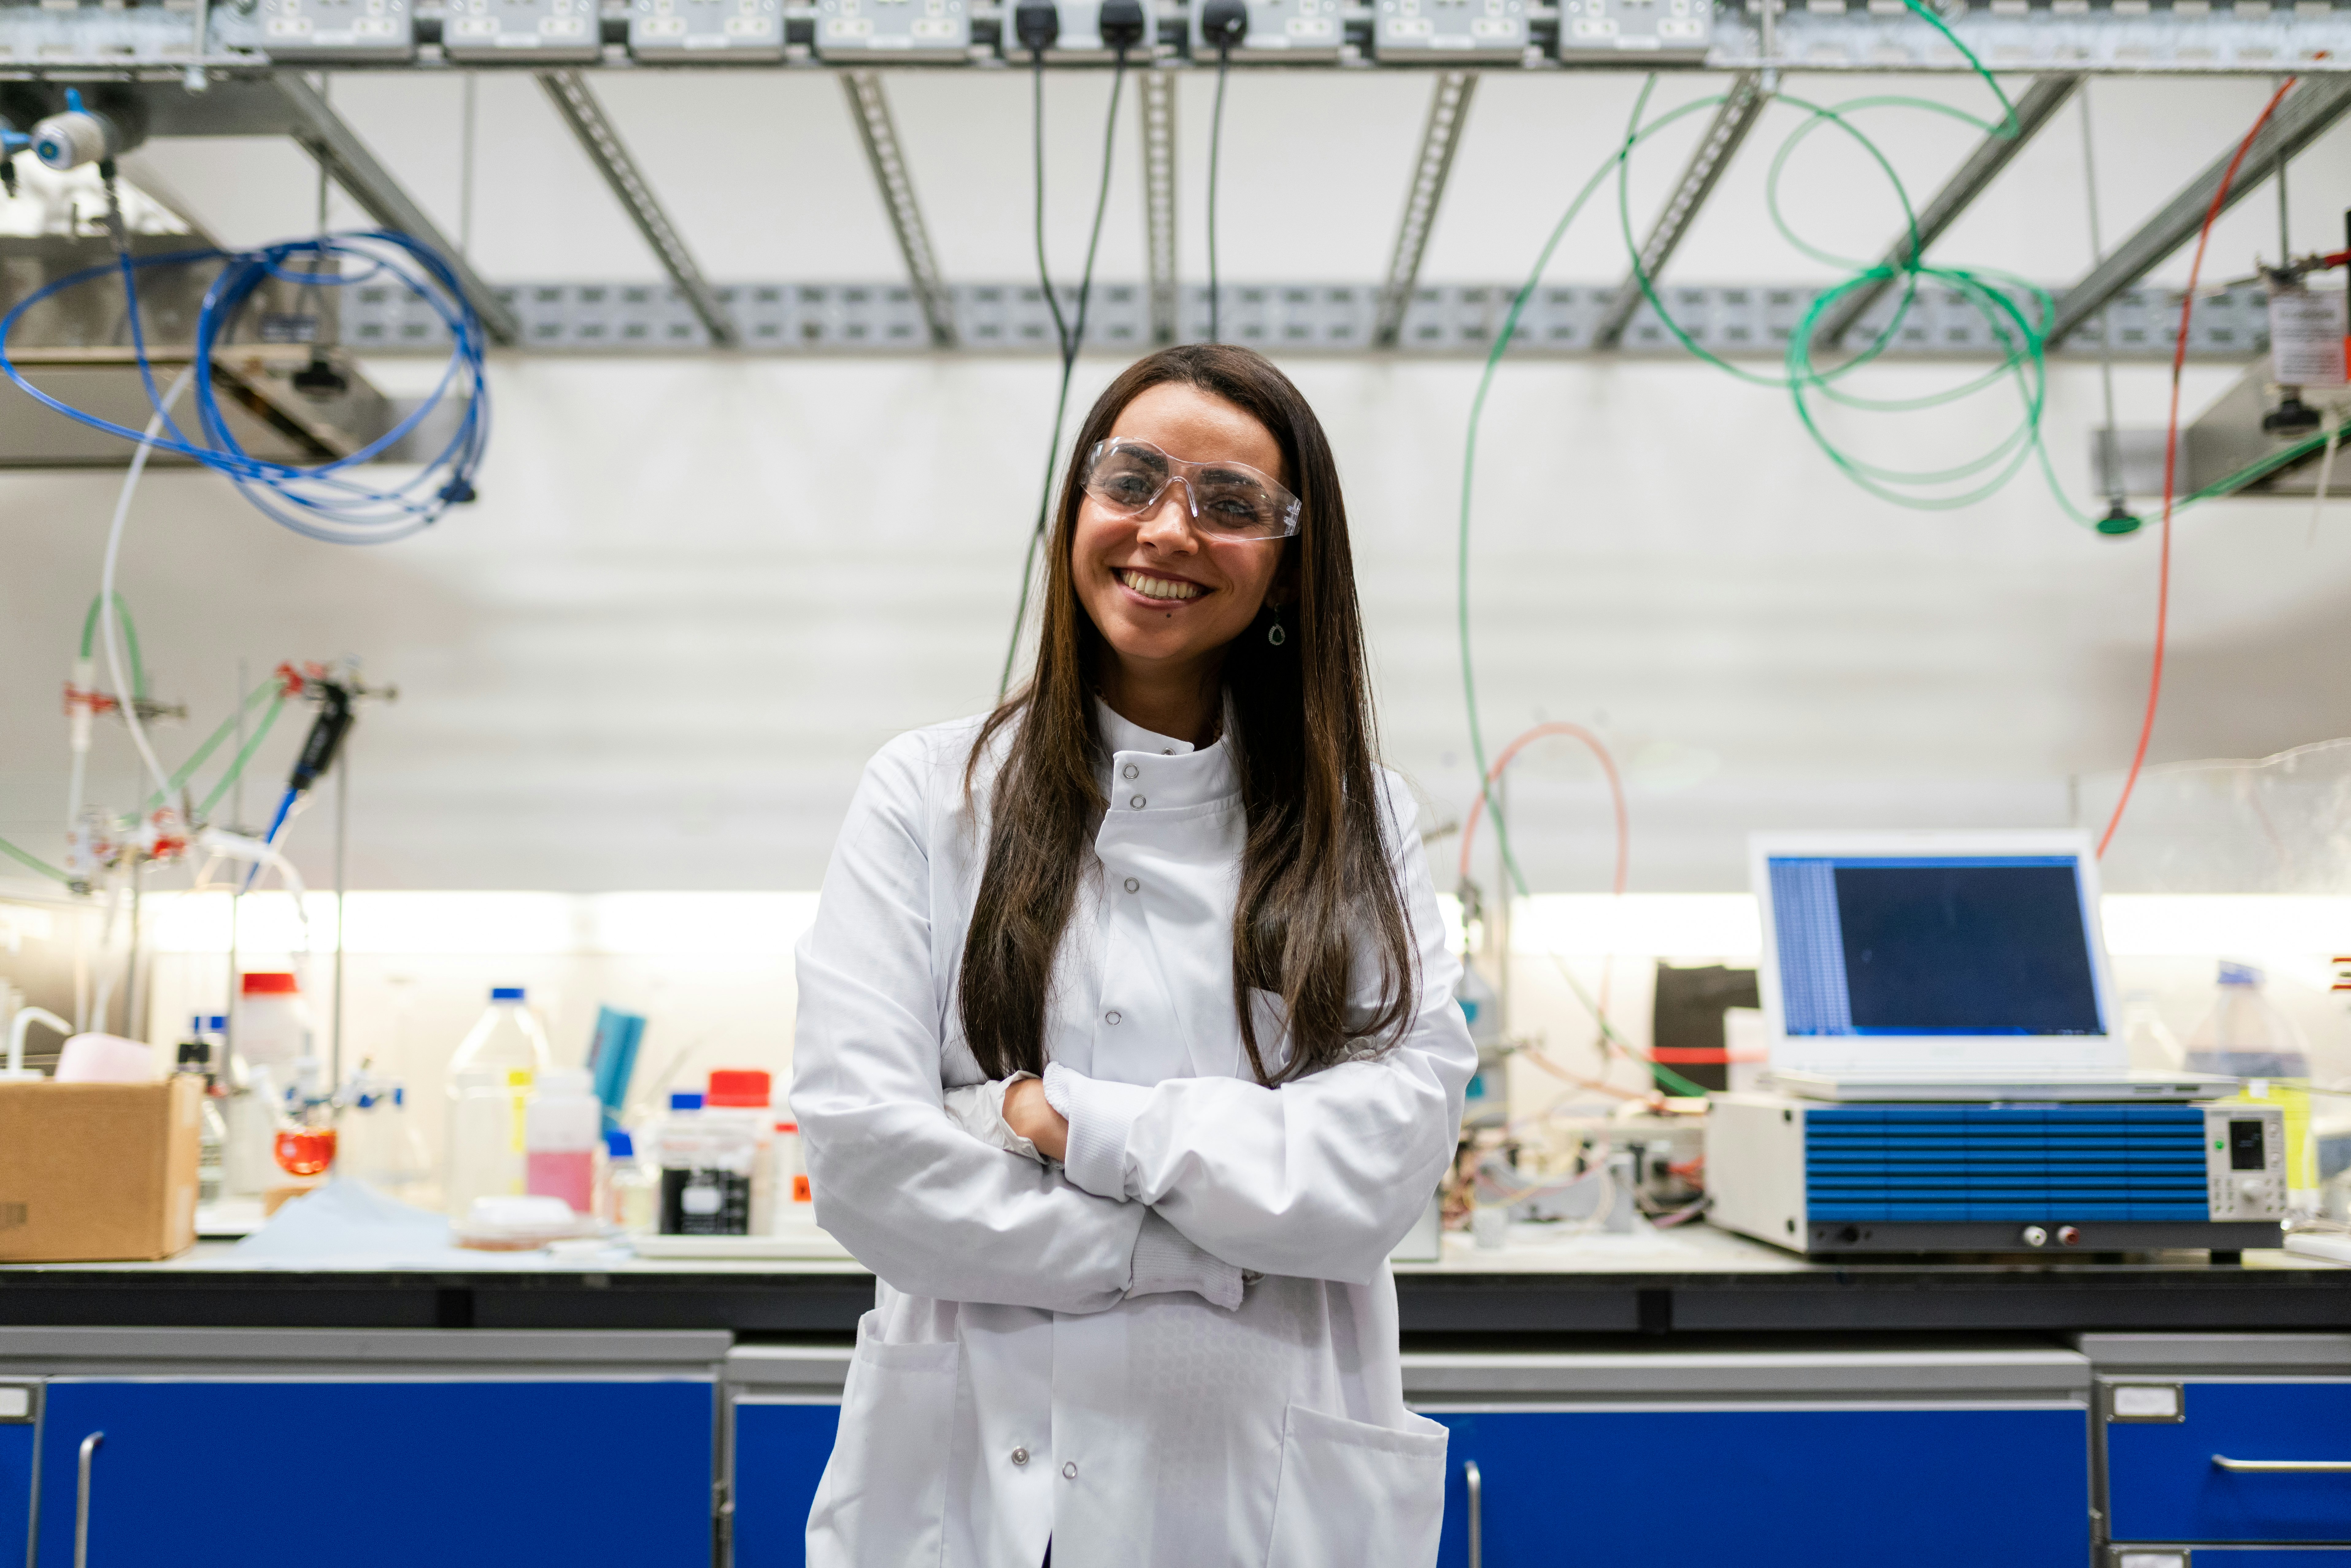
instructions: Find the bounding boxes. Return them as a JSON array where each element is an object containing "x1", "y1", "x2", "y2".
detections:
[
  {"x1": 1010, "y1": 1447, "x2": 1030, "y2": 1466},
  {"x1": 1130, "y1": 795, "x2": 1146, "y2": 808},
  {"x1": 1105, "y1": 1010, "x2": 1122, "y2": 1025},
  {"x1": 1122, "y1": 763, "x2": 1139, "y2": 780},
  {"x1": 1123, "y1": 877, "x2": 1139, "y2": 894},
  {"x1": 1062, "y1": 1461, "x2": 1079, "y2": 1480}
]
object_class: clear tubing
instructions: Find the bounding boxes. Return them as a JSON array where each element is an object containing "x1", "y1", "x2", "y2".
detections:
[
  {"x1": 0, "y1": 833, "x2": 72, "y2": 885},
  {"x1": 144, "y1": 677, "x2": 281, "y2": 815},
  {"x1": 77, "y1": 594, "x2": 146, "y2": 697},
  {"x1": 2308, "y1": 418, "x2": 2342, "y2": 547},
  {"x1": 199, "y1": 696, "x2": 288, "y2": 820},
  {"x1": 101, "y1": 367, "x2": 195, "y2": 815}
]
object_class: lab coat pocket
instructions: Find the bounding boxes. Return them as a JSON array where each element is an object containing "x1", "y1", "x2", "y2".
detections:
[
  {"x1": 1263, "y1": 1403, "x2": 1448, "y2": 1568},
  {"x1": 807, "y1": 1313, "x2": 962, "y2": 1568}
]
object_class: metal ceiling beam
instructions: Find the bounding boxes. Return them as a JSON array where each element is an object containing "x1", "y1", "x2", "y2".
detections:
[
  {"x1": 2048, "y1": 75, "x2": 2351, "y2": 347},
  {"x1": 1372, "y1": 71, "x2": 1478, "y2": 350},
  {"x1": 839, "y1": 70, "x2": 957, "y2": 349},
  {"x1": 272, "y1": 73, "x2": 522, "y2": 347},
  {"x1": 537, "y1": 70, "x2": 736, "y2": 349},
  {"x1": 1594, "y1": 71, "x2": 1766, "y2": 350},
  {"x1": 1815, "y1": 73, "x2": 2080, "y2": 350},
  {"x1": 1140, "y1": 68, "x2": 1178, "y2": 346}
]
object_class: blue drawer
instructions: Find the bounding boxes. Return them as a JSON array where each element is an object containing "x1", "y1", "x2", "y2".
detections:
[
  {"x1": 2109, "y1": 1382, "x2": 2351, "y2": 1543},
  {"x1": 1434, "y1": 1406, "x2": 2088, "y2": 1567},
  {"x1": 36, "y1": 1379, "x2": 716, "y2": 1568},
  {"x1": 730, "y1": 1399, "x2": 839, "y2": 1568},
  {"x1": 2, "y1": 1395, "x2": 33, "y2": 1568}
]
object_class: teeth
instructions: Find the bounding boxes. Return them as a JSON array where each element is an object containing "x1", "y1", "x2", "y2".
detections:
[{"x1": 1121, "y1": 570, "x2": 1203, "y2": 602}]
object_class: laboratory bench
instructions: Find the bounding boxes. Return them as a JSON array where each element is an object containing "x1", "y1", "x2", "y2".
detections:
[
  {"x1": 0, "y1": 1220, "x2": 2345, "y2": 1338},
  {"x1": 2, "y1": 1230, "x2": 2346, "y2": 1566}
]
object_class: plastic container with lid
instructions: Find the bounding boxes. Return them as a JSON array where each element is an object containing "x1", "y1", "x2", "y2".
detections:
[
  {"x1": 525, "y1": 1067, "x2": 601, "y2": 1216},
  {"x1": 234, "y1": 972, "x2": 310, "y2": 1068},
  {"x1": 447, "y1": 986, "x2": 553, "y2": 1094},
  {"x1": 657, "y1": 1086, "x2": 754, "y2": 1236},
  {"x1": 707, "y1": 1070, "x2": 779, "y2": 1233}
]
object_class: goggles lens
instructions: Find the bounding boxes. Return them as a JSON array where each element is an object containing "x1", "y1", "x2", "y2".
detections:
[{"x1": 1080, "y1": 439, "x2": 1300, "y2": 541}]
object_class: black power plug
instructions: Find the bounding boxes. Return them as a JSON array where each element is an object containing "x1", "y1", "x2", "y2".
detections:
[
  {"x1": 1200, "y1": 0, "x2": 1247, "y2": 50},
  {"x1": 1099, "y1": 0, "x2": 1145, "y2": 48},
  {"x1": 1013, "y1": 0, "x2": 1059, "y2": 54}
]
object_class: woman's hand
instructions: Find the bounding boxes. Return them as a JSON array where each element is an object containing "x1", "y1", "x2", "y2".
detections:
[{"x1": 1003, "y1": 1076, "x2": 1071, "y2": 1163}]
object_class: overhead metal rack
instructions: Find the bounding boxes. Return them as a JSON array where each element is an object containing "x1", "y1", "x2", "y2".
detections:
[
  {"x1": 4, "y1": 1, "x2": 2347, "y2": 369},
  {"x1": 7, "y1": 0, "x2": 2351, "y2": 79}
]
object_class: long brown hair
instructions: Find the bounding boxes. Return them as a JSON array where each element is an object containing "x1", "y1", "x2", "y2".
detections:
[{"x1": 958, "y1": 344, "x2": 1415, "y2": 1086}]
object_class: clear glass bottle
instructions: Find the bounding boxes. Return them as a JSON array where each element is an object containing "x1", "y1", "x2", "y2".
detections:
[
  {"x1": 2118, "y1": 991, "x2": 2185, "y2": 1071},
  {"x1": 174, "y1": 1017, "x2": 227, "y2": 1205},
  {"x1": 2186, "y1": 962, "x2": 2310, "y2": 1079},
  {"x1": 598, "y1": 1130, "x2": 658, "y2": 1235}
]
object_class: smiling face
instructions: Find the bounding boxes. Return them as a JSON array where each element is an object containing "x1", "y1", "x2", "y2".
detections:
[{"x1": 1072, "y1": 381, "x2": 1293, "y2": 704}]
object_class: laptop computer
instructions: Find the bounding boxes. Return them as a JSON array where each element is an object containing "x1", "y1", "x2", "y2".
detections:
[{"x1": 1749, "y1": 830, "x2": 2236, "y2": 1103}]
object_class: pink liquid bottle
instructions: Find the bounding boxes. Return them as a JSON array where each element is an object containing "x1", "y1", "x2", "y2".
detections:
[{"x1": 524, "y1": 1067, "x2": 601, "y2": 1217}]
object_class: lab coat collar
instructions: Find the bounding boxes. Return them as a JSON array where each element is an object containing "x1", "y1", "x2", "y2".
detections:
[{"x1": 1093, "y1": 696, "x2": 1239, "y2": 814}]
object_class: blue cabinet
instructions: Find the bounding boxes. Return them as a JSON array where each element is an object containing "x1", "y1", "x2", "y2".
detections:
[
  {"x1": 729, "y1": 1399, "x2": 839, "y2": 1568},
  {"x1": 2, "y1": 1387, "x2": 34, "y2": 1568},
  {"x1": 2109, "y1": 1382, "x2": 2351, "y2": 1544},
  {"x1": 1431, "y1": 1407, "x2": 2089, "y2": 1568},
  {"x1": 34, "y1": 1379, "x2": 715, "y2": 1568}
]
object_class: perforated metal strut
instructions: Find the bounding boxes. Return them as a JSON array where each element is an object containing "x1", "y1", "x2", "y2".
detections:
[
  {"x1": 537, "y1": 69, "x2": 737, "y2": 349},
  {"x1": 1595, "y1": 71, "x2": 1767, "y2": 350},
  {"x1": 1374, "y1": 71, "x2": 1477, "y2": 350},
  {"x1": 840, "y1": 70, "x2": 958, "y2": 349},
  {"x1": 1140, "y1": 68, "x2": 1179, "y2": 345}
]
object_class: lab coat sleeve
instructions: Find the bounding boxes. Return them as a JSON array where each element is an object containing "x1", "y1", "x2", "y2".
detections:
[
  {"x1": 1045, "y1": 779, "x2": 1476, "y2": 1284},
  {"x1": 792, "y1": 729, "x2": 1150, "y2": 1314}
]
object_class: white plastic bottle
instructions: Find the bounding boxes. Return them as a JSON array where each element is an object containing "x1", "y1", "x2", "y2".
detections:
[
  {"x1": 235, "y1": 972, "x2": 311, "y2": 1069},
  {"x1": 525, "y1": 1067, "x2": 601, "y2": 1216}
]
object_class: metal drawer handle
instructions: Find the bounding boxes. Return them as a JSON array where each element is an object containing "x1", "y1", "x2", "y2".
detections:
[
  {"x1": 75, "y1": 1431, "x2": 103, "y2": 1568},
  {"x1": 1463, "y1": 1458, "x2": 1482, "y2": 1568},
  {"x1": 2214, "y1": 1454, "x2": 2351, "y2": 1473}
]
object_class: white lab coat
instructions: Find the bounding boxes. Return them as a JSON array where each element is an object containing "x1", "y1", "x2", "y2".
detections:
[{"x1": 791, "y1": 702, "x2": 1476, "y2": 1568}]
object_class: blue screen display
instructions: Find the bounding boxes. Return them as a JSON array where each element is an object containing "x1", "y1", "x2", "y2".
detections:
[{"x1": 1769, "y1": 855, "x2": 2104, "y2": 1038}]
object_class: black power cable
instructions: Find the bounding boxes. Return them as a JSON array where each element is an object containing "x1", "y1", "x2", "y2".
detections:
[
  {"x1": 1201, "y1": 0, "x2": 1247, "y2": 343},
  {"x1": 996, "y1": 31, "x2": 1137, "y2": 699}
]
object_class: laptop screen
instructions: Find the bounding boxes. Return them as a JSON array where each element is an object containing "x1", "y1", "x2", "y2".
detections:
[{"x1": 1765, "y1": 855, "x2": 2105, "y2": 1038}]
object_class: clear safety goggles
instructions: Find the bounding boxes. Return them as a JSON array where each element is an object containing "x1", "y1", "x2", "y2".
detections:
[{"x1": 1078, "y1": 437, "x2": 1302, "y2": 542}]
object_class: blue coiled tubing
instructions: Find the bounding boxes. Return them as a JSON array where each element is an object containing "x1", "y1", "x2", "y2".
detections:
[{"x1": 0, "y1": 229, "x2": 489, "y2": 544}]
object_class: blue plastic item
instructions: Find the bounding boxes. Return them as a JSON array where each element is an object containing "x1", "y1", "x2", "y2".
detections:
[
  {"x1": 586, "y1": 1005, "x2": 647, "y2": 1133},
  {"x1": 490, "y1": 986, "x2": 526, "y2": 1002},
  {"x1": 669, "y1": 1092, "x2": 703, "y2": 1113}
]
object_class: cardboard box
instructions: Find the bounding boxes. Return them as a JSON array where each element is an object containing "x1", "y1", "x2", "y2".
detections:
[{"x1": 0, "y1": 1076, "x2": 202, "y2": 1262}]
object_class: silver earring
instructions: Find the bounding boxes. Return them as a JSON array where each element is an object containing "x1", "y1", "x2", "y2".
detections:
[{"x1": 1267, "y1": 608, "x2": 1286, "y2": 647}]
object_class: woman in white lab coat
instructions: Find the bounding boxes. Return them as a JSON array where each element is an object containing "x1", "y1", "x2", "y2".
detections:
[{"x1": 791, "y1": 343, "x2": 1477, "y2": 1568}]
